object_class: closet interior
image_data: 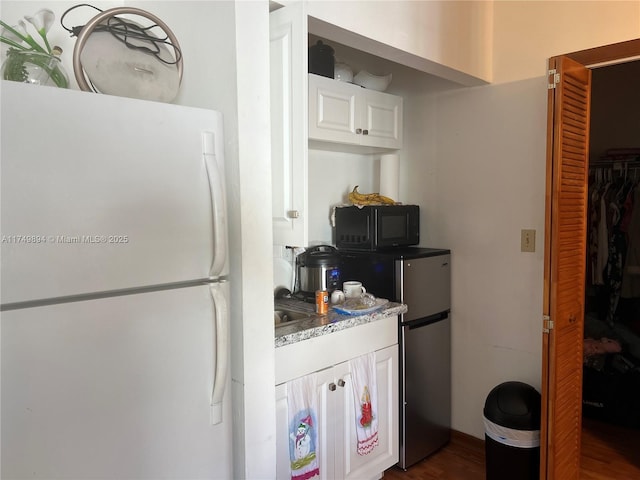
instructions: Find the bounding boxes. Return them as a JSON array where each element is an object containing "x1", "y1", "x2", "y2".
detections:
[{"x1": 582, "y1": 60, "x2": 640, "y2": 431}]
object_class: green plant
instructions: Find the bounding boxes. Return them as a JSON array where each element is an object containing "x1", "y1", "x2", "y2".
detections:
[{"x1": 0, "y1": 9, "x2": 68, "y2": 88}]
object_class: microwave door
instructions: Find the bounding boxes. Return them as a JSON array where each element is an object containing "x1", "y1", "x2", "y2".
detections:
[
  {"x1": 378, "y1": 212, "x2": 406, "y2": 246},
  {"x1": 378, "y1": 206, "x2": 419, "y2": 247}
]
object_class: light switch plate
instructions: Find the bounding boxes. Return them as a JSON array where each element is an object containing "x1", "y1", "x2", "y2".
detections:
[{"x1": 521, "y1": 229, "x2": 536, "y2": 252}]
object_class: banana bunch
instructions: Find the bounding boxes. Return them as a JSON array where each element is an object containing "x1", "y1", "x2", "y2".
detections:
[{"x1": 348, "y1": 186, "x2": 397, "y2": 206}]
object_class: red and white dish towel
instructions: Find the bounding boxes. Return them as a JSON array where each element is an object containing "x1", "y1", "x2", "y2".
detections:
[{"x1": 349, "y1": 352, "x2": 379, "y2": 455}]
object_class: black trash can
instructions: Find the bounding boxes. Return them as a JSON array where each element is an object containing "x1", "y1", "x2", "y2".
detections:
[{"x1": 483, "y1": 381, "x2": 541, "y2": 480}]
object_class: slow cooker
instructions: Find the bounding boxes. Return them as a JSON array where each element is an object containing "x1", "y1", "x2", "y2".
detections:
[{"x1": 295, "y1": 245, "x2": 341, "y2": 294}]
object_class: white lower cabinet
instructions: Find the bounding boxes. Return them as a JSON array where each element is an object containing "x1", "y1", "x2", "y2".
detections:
[{"x1": 276, "y1": 344, "x2": 399, "y2": 480}]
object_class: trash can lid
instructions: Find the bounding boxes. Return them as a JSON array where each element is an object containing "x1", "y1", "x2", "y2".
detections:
[{"x1": 483, "y1": 381, "x2": 541, "y2": 431}]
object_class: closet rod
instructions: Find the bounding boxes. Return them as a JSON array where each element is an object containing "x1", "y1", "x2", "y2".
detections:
[{"x1": 589, "y1": 159, "x2": 640, "y2": 168}]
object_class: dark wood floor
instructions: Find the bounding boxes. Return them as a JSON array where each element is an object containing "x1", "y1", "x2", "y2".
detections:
[
  {"x1": 580, "y1": 417, "x2": 640, "y2": 480},
  {"x1": 382, "y1": 418, "x2": 640, "y2": 480}
]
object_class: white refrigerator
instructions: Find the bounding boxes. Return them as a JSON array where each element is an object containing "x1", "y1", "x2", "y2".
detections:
[{"x1": 1, "y1": 81, "x2": 232, "y2": 479}]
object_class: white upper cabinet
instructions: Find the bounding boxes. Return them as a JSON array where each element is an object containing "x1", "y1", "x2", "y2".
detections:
[
  {"x1": 270, "y1": 4, "x2": 407, "y2": 248},
  {"x1": 308, "y1": 73, "x2": 403, "y2": 150},
  {"x1": 270, "y1": 3, "x2": 308, "y2": 247}
]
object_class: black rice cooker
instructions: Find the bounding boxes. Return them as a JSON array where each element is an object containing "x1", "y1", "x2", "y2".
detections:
[{"x1": 296, "y1": 245, "x2": 341, "y2": 294}]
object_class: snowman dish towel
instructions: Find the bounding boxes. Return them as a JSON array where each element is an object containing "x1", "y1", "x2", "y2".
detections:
[
  {"x1": 349, "y1": 351, "x2": 379, "y2": 455},
  {"x1": 287, "y1": 373, "x2": 320, "y2": 480}
]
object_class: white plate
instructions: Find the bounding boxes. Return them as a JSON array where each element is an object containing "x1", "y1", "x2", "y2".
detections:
[
  {"x1": 81, "y1": 29, "x2": 180, "y2": 102},
  {"x1": 332, "y1": 298, "x2": 389, "y2": 315}
]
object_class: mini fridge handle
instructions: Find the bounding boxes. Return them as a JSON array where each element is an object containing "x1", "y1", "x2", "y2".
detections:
[{"x1": 405, "y1": 310, "x2": 449, "y2": 329}]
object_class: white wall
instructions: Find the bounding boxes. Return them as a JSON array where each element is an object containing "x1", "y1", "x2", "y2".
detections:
[
  {"x1": 417, "y1": 78, "x2": 548, "y2": 438},
  {"x1": 396, "y1": 84, "x2": 441, "y2": 248},
  {"x1": 228, "y1": 2, "x2": 276, "y2": 478},
  {"x1": 492, "y1": 0, "x2": 640, "y2": 84}
]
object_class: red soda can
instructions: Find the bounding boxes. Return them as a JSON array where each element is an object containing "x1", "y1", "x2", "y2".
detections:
[{"x1": 315, "y1": 290, "x2": 329, "y2": 314}]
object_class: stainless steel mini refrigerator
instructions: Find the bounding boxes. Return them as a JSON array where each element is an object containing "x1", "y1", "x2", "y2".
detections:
[{"x1": 340, "y1": 247, "x2": 451, "y2": 470}]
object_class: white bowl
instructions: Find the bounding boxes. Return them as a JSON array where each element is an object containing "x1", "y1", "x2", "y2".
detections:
[
  {"x1": 334, "y1": 63, "x2": 354, "y2": 82},
  {"x1": 353, "y1": 70, "x2": 392, "y2": 91}
]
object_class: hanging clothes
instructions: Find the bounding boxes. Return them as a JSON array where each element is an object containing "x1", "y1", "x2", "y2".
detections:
[
  {"x1": 604, "y1": 180, "x2": 634, "y2": 325},
  {"x1": 622, "y1": 184, "x2": 640, "y2": 298},
  {"x1": 588, "y1": 176, "x2": 602, "y2": 286},
  {"x1": 587, "y1": 156, "x2": 640, "y2": 325},
  {"x1": 596, "y1": 182, "x2": 611, "y2": 285}
]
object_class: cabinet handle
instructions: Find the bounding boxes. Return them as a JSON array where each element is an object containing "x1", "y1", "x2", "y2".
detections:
[
  {"x1": 328, "y1": 383, "x2": 337, "y2": 391},
  {"x1": 287, "y1": 210, "x2": 300, "y2": 219},
  {"x1": 337, "y1": 379, "x2": 345, "y2": 387},
  {"x1": 356, "y1": 128, "x2": 362, "y2": 134},
  {"x1": 362, "y1": 129, "x2": 369, "y2": 135}
]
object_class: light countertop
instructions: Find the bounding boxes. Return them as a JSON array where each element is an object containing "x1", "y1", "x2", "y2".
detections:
[{"x1": 275, "y1": 299, "x2": 407, "y2": 348}]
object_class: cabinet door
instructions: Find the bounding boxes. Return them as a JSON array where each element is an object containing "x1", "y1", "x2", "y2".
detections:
[
  {"x1": 541, "y1": 55, "x2": 591, "y2": 480},
  {"x1": 337, "y1": 345, "x2": 399, "y2": 480},
  {"x1": 270, "y1": 4, "x2": 308, "y2": 247},
  {"x1": 276, "y1": 368, "x2": 337, "y2": 480},
  {"x1": 309, "y1": 73, "x2": 403, "y2": 150},
  {"x1": 362, "y1": 90, "x2": 403, "y2": 149},
  {"x1": 275, "y1": 383, "x2": 291, "y2": 480},
  {"x1": 315, "y1": 367, "x2": 338, "y2": 480},
  {"x1": 309, "y1": 73, "x2": 358, "y2": 144}
]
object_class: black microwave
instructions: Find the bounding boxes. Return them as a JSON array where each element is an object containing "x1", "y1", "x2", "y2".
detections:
[{"x1": 335, "y1": 205, "x2": 419, "y2": 251}]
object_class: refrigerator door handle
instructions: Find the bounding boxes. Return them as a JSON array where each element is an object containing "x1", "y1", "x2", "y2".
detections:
[
  {"x1": 203, "y1": 131, "x2": 228, "y2": 278},
  {"x1": 209, "y1": 281, "x2": 229, "y2": 425}
]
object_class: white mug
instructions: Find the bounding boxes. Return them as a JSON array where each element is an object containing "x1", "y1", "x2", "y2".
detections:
[
  {"x1": 343, "y1": 281, "x2": 366, "y2": 299},
  {"x1": 330, "y1": 289, "x2": 345, "y2": 304}
]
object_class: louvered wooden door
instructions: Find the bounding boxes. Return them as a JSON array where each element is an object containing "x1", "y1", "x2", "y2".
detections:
[{"x1": 541, "y1": 56, "x2": 591, "y2": 480}]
